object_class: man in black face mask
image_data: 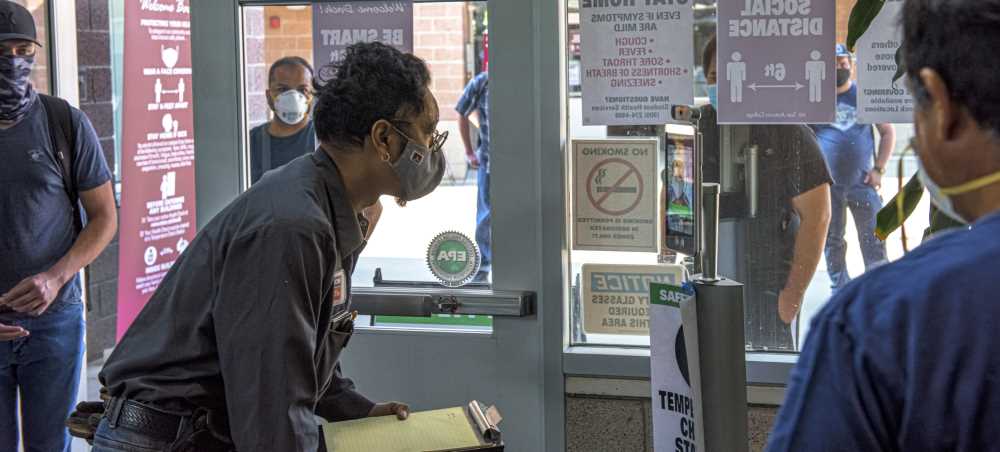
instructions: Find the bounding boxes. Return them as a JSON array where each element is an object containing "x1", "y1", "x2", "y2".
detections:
[
  {"x1": 0, "y1": 1, "x2": 117, "y2": 451},
  {"x1": 809, "y1": 44, "x2": 895, "y2": 293},
  {"x1": 93, "y1": 42, "x2": 446, "y2": 451}
]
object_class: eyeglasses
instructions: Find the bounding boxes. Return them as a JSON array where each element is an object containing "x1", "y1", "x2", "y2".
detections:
[
  {"x1": 0, "y1": 45, "x2": 36, "y2": 58},
  {"x1": 389, "y1": 121, "x2": 448, "y2": 153}
]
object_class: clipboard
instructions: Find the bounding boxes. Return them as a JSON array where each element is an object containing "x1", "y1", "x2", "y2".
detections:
[{"x1": 322, "y1": 401, "x2": 504, "y2": 452}]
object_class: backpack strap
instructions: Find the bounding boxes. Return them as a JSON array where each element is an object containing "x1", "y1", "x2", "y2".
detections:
[{"x1": 39, "y1": 94, "x2": 83, "y2": 233}]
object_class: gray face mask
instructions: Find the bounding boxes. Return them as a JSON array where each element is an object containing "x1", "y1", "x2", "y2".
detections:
[
  {"x1": 388, "y1": 125, "x2": 447, "y2": 201},
  {"x1": 0, "y1": 55, "x2": 36, "y2": 122}
]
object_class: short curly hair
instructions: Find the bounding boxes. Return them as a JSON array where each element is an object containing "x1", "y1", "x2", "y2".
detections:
[
  {"x1": 903, "y1": 0, "x2": 1000, "y2": 135},
  {"x1": 313, "y1": 42, "x2": 432, "y2": 146}
]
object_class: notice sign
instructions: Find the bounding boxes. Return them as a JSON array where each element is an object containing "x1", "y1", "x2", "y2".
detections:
[
  {"x1": 117, "y1": 0, "x2": 197, "y2": 340},
  {"x1": 312, "y1": 1, "x2": 413, "y2": 80},
  {"x1": 717, "y1": 0, "x2": 835, "y2": 124},
  {"x1": 573, "y1": 139, "x2": 659, "y2": 252},
  {"x1": 579, "y1": 0, "x2": 693, "y2": 126},
  {"x1": 649, "y1": 282, "x2": 700, "y2": 452},
  {"x1": 581, "y1": 264, "x2": 683, "y2": 335},
  {"x1": 857, "y1": 0, "x2": 911, "y2": 124}
]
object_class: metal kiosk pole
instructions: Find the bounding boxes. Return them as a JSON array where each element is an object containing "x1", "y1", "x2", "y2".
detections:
[{"x1": 671, "y1": 105, "x2": 749, "y2": 452}]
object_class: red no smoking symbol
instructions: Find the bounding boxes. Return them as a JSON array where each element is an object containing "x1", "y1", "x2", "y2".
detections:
[{"x1": 586, "y1": 158, "x2": 644, "y2": 216}]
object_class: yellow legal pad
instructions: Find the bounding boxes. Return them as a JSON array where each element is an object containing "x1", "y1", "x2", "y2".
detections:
[{"x1": 323, "y1": 406, "x2": 486, "y2": 452}]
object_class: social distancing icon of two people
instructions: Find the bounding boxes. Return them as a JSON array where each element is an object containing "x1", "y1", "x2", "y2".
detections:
[
  {"x1": 726, "y1": 50, "x2": 825, "y2": 104},
  {"x1": 805, "y1": 50, "x2": 825, "y2": 103}
]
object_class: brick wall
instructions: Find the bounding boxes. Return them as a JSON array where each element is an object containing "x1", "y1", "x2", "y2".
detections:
[
  {"x1": 245, "y1": 5, "x2": 470, "y2": 125},
  {"x1": 414, "y1": 3, "x2": 468, "y2": 121},
  {"x1": 10, "y1": 1, "x2": 48, "y2": 92},
  {"x1": 76, "y1": 0, "x2": 118, "y2": 362},
  {"x1": 245, "y1": 8, "x2": 268, "y2": 128},
  {"x1": 245, "y1": 6, "x2": 317, "y2": 129},
  {"x1": 263, "y1": 6, "x2": 314, "y2": 68},
  {"x1": 837, "y1": 0, "x2": 859, "y2": 46}
]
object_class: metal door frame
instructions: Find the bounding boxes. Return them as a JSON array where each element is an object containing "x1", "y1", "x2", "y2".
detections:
[{"x1": 190, "y1": 1, "x2": 567, "y2": 450}]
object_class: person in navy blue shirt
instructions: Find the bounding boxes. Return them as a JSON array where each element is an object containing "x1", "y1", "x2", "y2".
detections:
[
  {"x1": 811, "y1": 44, "x2": 895, "y2": 292},
  {"x1": 0, "y1": 2, "x2": 117, "y2": 450},
  {"x1": 456, "y1": 71, "x2": 491, "y2": 282},
  {"x1": 767, "y1": 1, "x2": 1000, "y2": 450}
]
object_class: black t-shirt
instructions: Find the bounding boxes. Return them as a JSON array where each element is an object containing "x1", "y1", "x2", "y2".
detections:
[{"x1": 700, "y1": 106, "x2": 832, "y2": 292}]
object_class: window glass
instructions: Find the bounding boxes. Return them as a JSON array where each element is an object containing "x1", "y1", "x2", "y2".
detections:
[
  {"x1": 12, "y1": 0, "x2": 50, "y2": 94},
  {"x1": 566, "y1": 0, "x2": 930, "y2": 351},
  {"x1": 110, "y1": 0, "x2": 124, "y2": 191},
  {"x1": 241, "y1": 3, "x2": 491, "y2": 331}
]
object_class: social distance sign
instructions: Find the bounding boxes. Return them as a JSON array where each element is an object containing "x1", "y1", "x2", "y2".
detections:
[
  {"x1": 727, "y1": 0, "x2": 825, "y2": 38},
  {"x1": 718, "y1": 0, "x2": 835, "y2": 123},
  {"x1": 117, "y1": 0, "x2": 197, "y2": 339}
]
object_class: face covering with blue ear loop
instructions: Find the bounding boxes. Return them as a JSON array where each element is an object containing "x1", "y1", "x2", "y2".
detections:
[{"x1": 707, "y1": 85, "x2": 718, "y2": 110}]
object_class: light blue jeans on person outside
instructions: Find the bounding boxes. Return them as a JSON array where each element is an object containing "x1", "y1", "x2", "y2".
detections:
[
  {"x1": 0, "y1": 300, "x2": 85, "y2": 452},
  {"x1": 476, "y1": 150, "x2": 492, "y2": 275},
  {"x1": 826, "y1": 184, "x2": 888, "y2": 291}
]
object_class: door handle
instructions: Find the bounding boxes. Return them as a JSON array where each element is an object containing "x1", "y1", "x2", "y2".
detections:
[{"x1": 350, "y1": 287, "x2": 535, "y2": 317}]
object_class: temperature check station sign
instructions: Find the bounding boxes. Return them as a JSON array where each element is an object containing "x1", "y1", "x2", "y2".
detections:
[
  {"x1": 717, "y1": 0, "x2": 835, "y2": 124},
  {"x1": 574, "y1": 139, "x2": 659, "y2": 252}
]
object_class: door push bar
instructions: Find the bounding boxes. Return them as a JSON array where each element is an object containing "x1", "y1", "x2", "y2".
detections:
[{"x1": 351, "y1": 286, "x2": 536, "y2": 318}]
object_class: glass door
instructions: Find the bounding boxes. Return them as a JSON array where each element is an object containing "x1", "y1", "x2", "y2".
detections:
[{"x1": 192, "y1": 1, "x2": 566, "y2": 450}]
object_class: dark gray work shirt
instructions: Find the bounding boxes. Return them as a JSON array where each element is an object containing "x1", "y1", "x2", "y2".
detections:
[
  {"x1": 100, "y1": 149, "x2": 372, "y2": 451},
  {"x1": 700, "y1": 106, "x2": 832, "y2": 292},
  {"x1": 0, "y1": 98, "x2": 111, "y2": 319},
  {"x1": 249, "y1": 120, "x2": 316, "y2": 185}
]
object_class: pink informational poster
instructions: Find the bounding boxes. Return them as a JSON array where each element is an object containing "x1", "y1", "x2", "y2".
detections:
[{"x1": 116, "y1": 0, "x2": 196, "y2": 340}]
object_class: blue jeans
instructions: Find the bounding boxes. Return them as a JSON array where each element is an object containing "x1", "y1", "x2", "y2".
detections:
[
  {"x1": 93, "y1": 415, "x2": 324, "y2": 451},
  {"x1": 476, "y1": 151, "x2": 492, "y2": 273},
  {"x1": 0, "y1": 300, "x2": 85, "y2": 452},
  {"x1": 92, "y1": 417, "x2": 178, "y2": 452},
  {"x1": 826, "y1": 185, "x2": 888, "y2": 290}
]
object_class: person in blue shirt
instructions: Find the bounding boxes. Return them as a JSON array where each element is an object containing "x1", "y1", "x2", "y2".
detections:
[
  {"x1": 767, "y1": 1, "x2": 1000, "y2": 450},
  {"x1": 249, "y1": 56, "x2": 316, "y2": 185},
  {"x1": 456, "y1": 71, "x2": 491, "y2": 282},
  {"x1": 810, "y1": 44, "x2": 894, "y2": 291},
  {"x1": 0, "y1": 2, "x2": 117, "y2": 450}
]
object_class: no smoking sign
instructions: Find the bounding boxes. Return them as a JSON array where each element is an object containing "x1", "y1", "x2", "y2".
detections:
[
  {"x1": 587, "y1": 158, "x2": 645, "y2": 216},
  {"x1": 574, "y1": 139, "x2": 659, "y2": 253}
]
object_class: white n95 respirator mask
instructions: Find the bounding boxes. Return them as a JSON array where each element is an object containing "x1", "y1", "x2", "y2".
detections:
[{"x1": 273, "y1": 90, "x2": 310, "y2": 125}]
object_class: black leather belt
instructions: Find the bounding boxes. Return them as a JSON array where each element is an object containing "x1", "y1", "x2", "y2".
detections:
[{"x1": 105, "y1": 397, "x2": 185, "y2": 442}]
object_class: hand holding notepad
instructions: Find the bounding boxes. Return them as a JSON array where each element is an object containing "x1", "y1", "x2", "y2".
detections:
[{"x1": 323, "y1": 401, "x2": 503, "y2": 452}]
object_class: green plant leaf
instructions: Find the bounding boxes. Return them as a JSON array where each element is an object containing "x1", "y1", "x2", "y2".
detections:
[
  {"x1": 846, "y1": 0, "x2": 886, "y2": 51},
  {"x1": 925, "y1": 205, "x2": 966, "y2": 239},
  {"x1": 892, "y1": 45, "x2": 907, "y2": 84},
  {"x1": 875, "y1": 174, "x2": 923, "y2": 240}
]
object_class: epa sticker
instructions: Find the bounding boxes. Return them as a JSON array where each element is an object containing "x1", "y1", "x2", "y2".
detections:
[{"x1": 426, "y1": 231, "x2": 481, "y2": 287}]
